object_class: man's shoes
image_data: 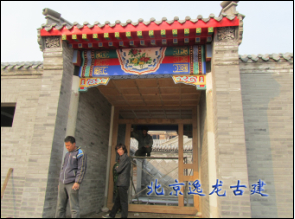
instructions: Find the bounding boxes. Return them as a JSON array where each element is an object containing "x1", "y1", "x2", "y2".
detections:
[{"x1": 102, "y1": 214, "x2": 112, "y2": 218}]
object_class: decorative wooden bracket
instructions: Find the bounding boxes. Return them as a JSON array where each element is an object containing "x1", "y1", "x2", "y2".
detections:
[
  {"x1": 79, "y1": 77, "x2": 110, "y2": 91},
  {"x1": 172, "y1": 75, "x2": 206, "y2": 90}
]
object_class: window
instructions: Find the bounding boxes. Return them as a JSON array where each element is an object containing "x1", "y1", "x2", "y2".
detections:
[{"x1": 1, "y1": 103, "x2": 16, "y2": 127}]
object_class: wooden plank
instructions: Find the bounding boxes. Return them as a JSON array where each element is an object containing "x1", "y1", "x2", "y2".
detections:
[
  {"x1": 183, "y1": 164, "x2": 194, "y2": 169},
  {"x1": 128, "y1": 204, "x2": 197, "y2": 215},
  {"x1": 107, "y1": 107, "x2": 119, "y2": 209},
  {"x1": 192, "y1": 107, "x2": 199, "y2": 212},
  {"x1": 125, "y1": 124, "x2": 131, "y2": 155},
  {"x1": 183, "y1": 175, "x2": 198, "y2": 182},
  {"x1": 178, "y1": 124, "x2": 184, "y2": 207},
  {"x1": 118, "y1": 118, "x2": 192, "y2": 124},
  {"x1": 117, "y1": 106, "x2": 195, "y2": 111},
  {"x1": 1, "y1": 168, "x2": 13, "y2": 200}
]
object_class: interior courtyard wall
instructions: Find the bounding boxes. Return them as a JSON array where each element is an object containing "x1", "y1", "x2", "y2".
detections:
[
  {"x1": 211, "y1": 27, "x2": 252, "y2": 218},
  {"x1": 73, "y1": 87, "x2": 111, "y2": 216},
  {"x1": 1, "y1": 68, "x2": 42, "y2": 218},
  {"x1": 199, "y1": 91, "x2": 210, "y2": 218},
  {"x1": 240, "y1": 57, "x2": 293, "y2": 218}
]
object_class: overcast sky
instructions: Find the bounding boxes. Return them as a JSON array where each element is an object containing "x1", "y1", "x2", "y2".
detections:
[{"x1": 1, "y1": 1, "x2": 293, "y2": 63}]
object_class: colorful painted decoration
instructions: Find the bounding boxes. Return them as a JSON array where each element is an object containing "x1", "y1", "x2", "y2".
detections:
[
  {"x1": 78, "y1": 43, "x2": 83, "y2": 48},
  {"x1": 193, "y1": 45, "x2": 206, "y2": 74},
  {"x1": 93, "y1": 33, "x2": 100, "y2": 41},
  {"x1": 196, "y1": 28, "x2": 202, "y2": 35},
  {"x1": 72, "y1": 35, "x2": 78, "y2": 42},
  {"x1": 115, "y1": 32, "x2": 121, "y2": 40},
  {"x1": 207, "y1": 36, "x2": 212, "y2": 42},
  {"x1": 173, "y1": 38, "x2": 178, "y2": 44},
  {"x1": 62, "y1": 35, "x2": 67, "y2": 41},
  {"x1": 172, "y1": 75, "x2": 206, "y2": 89},
  {"x1": 140, "y1": 40, "x2": 145, "y2": 46},
  {"x1": 208, "y1": 27, "x2": 214, "y2": 35},
  {"x1": 184, "y1": 29, "x2": 190, "y2": 36},
  {"x1": 137, "y1": 31, "x2": 143, "y2": 38},
  {"x1": 82, "y1": 34, "x2": 88, "y2": 41},
  {"x1": 162, "y1": 39, "x2": 167, "y2": 45},
  {"x1": 88, "y1": 43, "x2": 93, "y2": 48},
  {"x1": 119, "y1": 41, "x2": 125, "y2": 47},
  {"x1": 79, "y1": 77, "x2": 110, "y2": 91},
  {"x1": 108, "y1": 42, "x2": 114, "y2": 47},
  {"x1": 161, "y1": 30, "x2": 166, "y2": 37},
  {"x1": 104, "y1": 33, "x2": 110, "y2": 40},
  {"x1": 195, "y1": 37, "x2": 201, "y2": 43},
  {"x1": 126, "y1": 32, "x2": 132, "y2": 39},
  {"x1": 151, "y1": 39, "x2": 156, "y2": 46},
  {"x1": 78, "y1": 46, "x2": 207, "y2": 77},
  {"x1": 149, "y1": 30, "x2": 154, "y2": 38},
  {"x1": 172, "y1": 29, "x2": 178, "y2": 37}
]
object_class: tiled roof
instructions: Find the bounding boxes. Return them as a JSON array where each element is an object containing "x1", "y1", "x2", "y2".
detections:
[
  {"x1": 239, "y1": 53, "x2": 293, "y2": 62},
  {"x1": 39, "y1": 12, "x2": 244, "y2": 33},
  {"x1": 1, "y1": 61, "x2": 43, "y2": 70}
]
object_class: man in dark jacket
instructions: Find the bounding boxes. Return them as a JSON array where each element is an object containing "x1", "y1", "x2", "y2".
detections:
[
  {"x1": 103, "y1": 144, "x2": 131, "y2": 218},
  {"x1": 56, "y1": 136, "x2": 87, "y2": 218}
]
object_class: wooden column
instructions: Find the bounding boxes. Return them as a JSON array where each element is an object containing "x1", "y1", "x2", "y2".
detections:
[
  {"x1": 107, "y1": 107, "x2": 119, "y2": 208},
  {"x1": 178, "y1": 124, "x2": 184, "y2": 207},
  {"x1": 192, "y1": 107, "x2": 199, "y2": 212},
  {"x1": 125, "y1": 124, "x2": 131, "y2": 155}
]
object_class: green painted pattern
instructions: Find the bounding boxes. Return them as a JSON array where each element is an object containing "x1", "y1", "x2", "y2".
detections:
[
  {"x1": 85, "y1": 66, "x2": 90, "y2": 77},
  {"x1": 193, "y1": 63, "x2": 199, "y2": 74},
  {"x1": 165, "y1": 46, "x2": 189, "y2": 56},
  {"x1": 95, "y1": 50, "x2": 118, "y2": 59}
]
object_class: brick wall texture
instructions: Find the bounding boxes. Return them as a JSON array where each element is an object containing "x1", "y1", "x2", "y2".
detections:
[
  {"x1": 240, "y1": 57, "x2": 293, "y2": 218},
  {"x1": 74, "y1": 87, "x2": 111, "y2": 216},
  {"x1": 1, "y1": 68, "x2": 42, "y2": 218},
  {"x1": 211, "y1": 28, "x2": 252, "y2": 218},
  {"x1": 199, "y1": 91, "x2": 210, "y2": 218}
]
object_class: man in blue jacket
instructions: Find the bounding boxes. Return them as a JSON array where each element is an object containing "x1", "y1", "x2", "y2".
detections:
[{"x1": 56, "y1": 136, "x2": 87, "y2": 218}]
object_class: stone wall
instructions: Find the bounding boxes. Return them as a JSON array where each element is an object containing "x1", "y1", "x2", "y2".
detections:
[
  {"x1": 74, "y1": 87, "x2": 111, "y2": 216},
  {"x1": 1, "y1": 66, "x2": 43, "y2": 218},
  {"x1": 240, "y1": 56, "x2": 293, "y2": 218},
  {"x1": 199, "y1": 91, "x2": 209, "y2": 218}
]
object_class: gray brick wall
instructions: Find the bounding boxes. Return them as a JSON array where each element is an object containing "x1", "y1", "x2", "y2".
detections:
[
  {"x1": 199, "y1": 91, "x2": 210, "y2": 218},
  {"x1": 211, "y1": 27, "x2": 252, "y2": 218},
  {"x1": 240, "y1": 57, "x2": 293, "y2": 218},
  {"x1": 74, "y1": 87, "x2": 111, "y2": 216},
  {"x1": 42, "y1": 42, "x2": 74, "y2": 217},
  {"x1": 1, "y1": 68, "x2": 42, "y2": 218}
]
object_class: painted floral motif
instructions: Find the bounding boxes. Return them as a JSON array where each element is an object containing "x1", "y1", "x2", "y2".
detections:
[
  {"x1": 117, "y1": 47, "x2": 166, "y2": 75},
  {"x1": 128, "y1": 49, "x2": 152, "y2": 69}
]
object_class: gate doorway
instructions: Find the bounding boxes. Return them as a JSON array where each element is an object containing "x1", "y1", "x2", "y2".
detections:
[{"x1": 97, "y1": 78, "x2": 202, "y2": 215}]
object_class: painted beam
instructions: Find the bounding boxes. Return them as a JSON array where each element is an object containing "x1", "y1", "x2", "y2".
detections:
[
  {"x1": 82, "y1": 34, "x2": 88, "y2": 41},
  {"x1": 62, "y1": 34, "x2": 67, "y2": 41},
  {"x1": 184, "y1": 28, "x2": 190, "y2": 36},
  {"x1": 104, "y1": 33, "x2": 110, "y2": 40},
  {"x1": 115, "y1": 32, "x2": 121, "y2": 40},
  {"x1": 72, "y1": 34, "x2": 79, "y2": 42},
  {"x1": 93, "y1": 33, "x2": 100, "y2": 41},
  {"x1": 126, "y1": 31, "x2": 132, "y2": 39},
  {"x1": 172, "y1": 29, "x2": 177, "y2": 37},
  {"x1": 149, "y1": 30, "x2": 154, "y2": 38},
  {"x1": 137, "y1": 31, "x2": 143, "y2": 38},
  {"x1": 161, "y1": 29, "x2": 166, "y2": 37},
  {"x1": 208, "y1": 27, "x2": 214, "y2": 35}
]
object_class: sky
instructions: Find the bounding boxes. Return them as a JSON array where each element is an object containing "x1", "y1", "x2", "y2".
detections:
[{"x1": 1, "y1": 1, "x2": 293, "y2": 63}]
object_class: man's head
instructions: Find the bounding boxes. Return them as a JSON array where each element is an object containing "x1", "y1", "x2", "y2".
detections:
[
  {"x1": 115, "y1": 143, "x2": 127, "y2": 156},
  {"x1": 142, "y1": 126, "x2": 148, "y2": 136},
  {"x1": 64, "y1": 136, "x2": 76, "y2": 152}
]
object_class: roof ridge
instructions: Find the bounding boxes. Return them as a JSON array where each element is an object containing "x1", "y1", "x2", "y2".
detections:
[
  {"x1": 40, "y1": 13, "x2": 243, "y2": 32},
  {"x1": 239, "y1": 53, "x2": 293, "y2": 62}
]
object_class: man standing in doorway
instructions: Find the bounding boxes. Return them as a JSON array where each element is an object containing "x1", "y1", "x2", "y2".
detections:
[
  {"x1": 56, "y1": 136, "x2": 87, "y2": 218},
  {"x1": 131, "y1": 126, "x2": 153, "y2": 156}
]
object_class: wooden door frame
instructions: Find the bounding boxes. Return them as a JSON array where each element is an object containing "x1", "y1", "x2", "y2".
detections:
[{"x1": 106, "y1": 107, "x2": 199, "y2": 215}]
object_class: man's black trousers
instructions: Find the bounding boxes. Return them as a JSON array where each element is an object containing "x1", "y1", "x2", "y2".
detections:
[{"x1": 109, "y1": 186, "x2": 128, "y2": 218}]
